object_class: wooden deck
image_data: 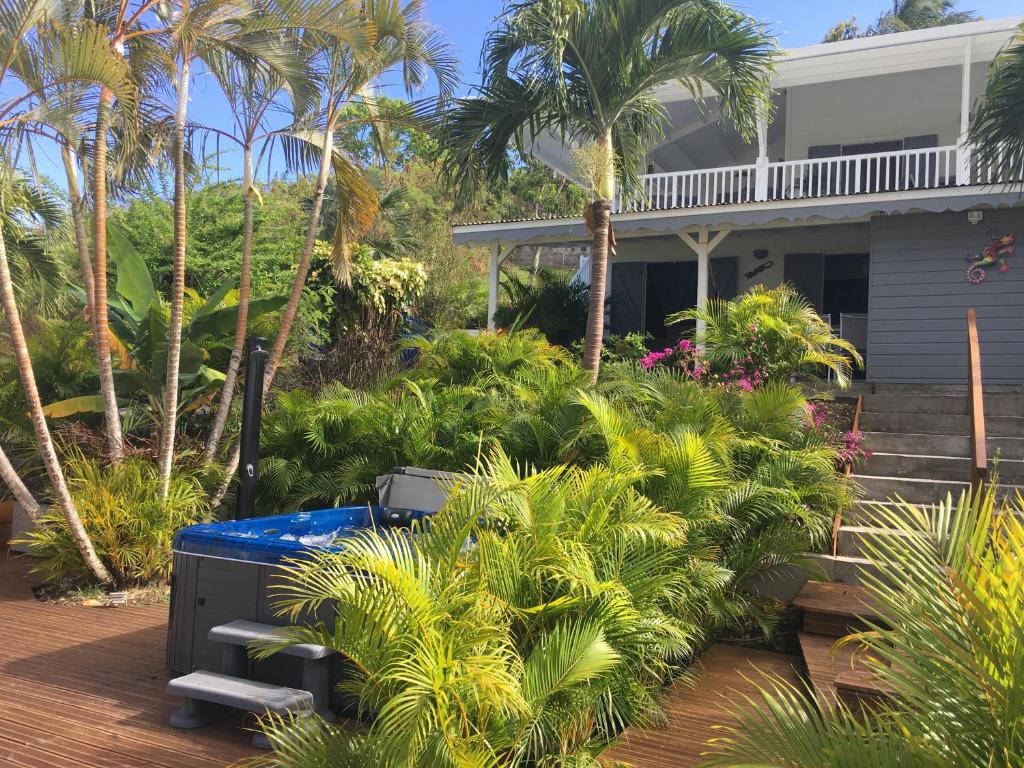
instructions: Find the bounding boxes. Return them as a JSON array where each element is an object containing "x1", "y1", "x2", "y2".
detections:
[
  {"x1": 0, "y1": 557, "x2": 258, "y2": 768},
  {"x1": 1, "y1": 552, "x2": 803, "y2": 768},
  {"x1": 601, "y1": 644, "x2": 804, "y2": 768}
]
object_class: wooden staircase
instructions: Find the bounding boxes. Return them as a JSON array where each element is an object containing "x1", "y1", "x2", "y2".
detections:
[{"x1": 792, "y1": 581, "x2": 893, "y2": 710}]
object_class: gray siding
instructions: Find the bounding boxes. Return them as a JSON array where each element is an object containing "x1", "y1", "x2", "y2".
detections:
[{"x1": 868, "y1": 208, "x2": 1024, "y2": 384}]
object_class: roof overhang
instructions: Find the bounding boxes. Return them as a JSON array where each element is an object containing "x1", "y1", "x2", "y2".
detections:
[{"x1": 452, "y1": 187, "x2": 1024, "y2": 246}]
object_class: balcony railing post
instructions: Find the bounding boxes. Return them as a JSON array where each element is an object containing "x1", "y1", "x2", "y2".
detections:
[{"x1": 754, "y1": 158, "x2": 769, "y2": 201}]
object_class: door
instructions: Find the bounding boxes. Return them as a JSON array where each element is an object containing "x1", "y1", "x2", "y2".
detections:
[
  {"x1": 609, "y1": 261, "x2": 646, "y2": 335},
  {"x1": 784, "y1": 253, "x2": 825, "y2": 312}
]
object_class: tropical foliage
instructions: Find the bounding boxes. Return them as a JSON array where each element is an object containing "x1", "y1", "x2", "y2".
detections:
[
  {"x1": 823, "y1": 0, "x2": 978, "y2": 42},
  {"x1": 249, "y1": 452, "x2": 717, "y2": 767},
  {"x1": 669, "y1": 285, "x2": 863, "y2": 387},
  {"x1": 440, "y1": 0, "x2": 775, "y2": 379},
  {"x1": 13, "y1": 456, "x2": 210, "y2": 587},
  {"x1": 969, "y1": 23, "x2": 1024, "y2": 183},
  {"x1": 702, "y1": 488, "x2": 1024, "y2": 768},
  {"x1": 256, "y1": 330, "x2": 851, "y2": 635},
  {"x1": 493, "y1": 267, "x2": 591, "y2": 348}
]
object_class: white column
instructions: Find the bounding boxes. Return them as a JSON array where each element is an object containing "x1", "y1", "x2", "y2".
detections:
[
  {"x1": 695, "y1": 228, "x2": 710, "y2": 336},
  {"x1": 487, "y1": 243, "x2": 501, "y2": 331},
  {"x1": 678, "y1": 227, "x2": 730, "y2": 339},
  {"x1": 754, "y1": 112, "x2": 769, "y2": 201},
  {"x1": 958, "y1": 38, "x2": 973, "y2": 185}
]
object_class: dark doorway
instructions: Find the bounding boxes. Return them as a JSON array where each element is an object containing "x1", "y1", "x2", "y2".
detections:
[
  {"x1": 645, "y1": 261, "x2": 697, "y2": 344},
  {"x1": 823, "y1": 253, "x2": 870, "y2": 318},
  {"x1": 609, "y1": 261, "x2": 646, "y2": 335}
]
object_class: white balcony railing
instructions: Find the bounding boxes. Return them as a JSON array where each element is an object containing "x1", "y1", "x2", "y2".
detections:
[{"x1": 614, "y1": 144, "x2": 1022, "y2": 214}]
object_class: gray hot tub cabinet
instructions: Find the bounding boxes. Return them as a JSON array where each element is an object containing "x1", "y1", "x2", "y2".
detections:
[{"x1": 167, "y1": 467, "x2": 457, "y2": 676}]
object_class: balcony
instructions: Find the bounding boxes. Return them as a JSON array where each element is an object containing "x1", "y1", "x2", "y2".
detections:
[{"x1": 614, "y1": 145, "x2": 1022, "y2": 214}]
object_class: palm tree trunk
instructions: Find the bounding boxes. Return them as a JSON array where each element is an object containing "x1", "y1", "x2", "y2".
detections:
[
  {"x1": 582, "y1": 199, "x2": 611, "y2": 383},
  {"x1": 262, "y1": 128, "x2": 334, "y2": 392},
  {"x1": 581, "y1": 132, "x2": 616, "y2": 384},
  {"x1": 204, "y1": 143, "x2": 255, "y2": 464},
  {"x1": 157, "y1": 57, "x2": 192, "y2": 498},
  {"x1": 0, "y1": 441, "x2": 40, "y2": 520},
  {"x1": 61, "y1": 142, "x2": 99, "y2": 352},
  {"x1": 0, "y1": 222, "x2": 111, "y2": 582},
  {"x1": 92, "y1": 89, "x2": 125, "y2": 463}
]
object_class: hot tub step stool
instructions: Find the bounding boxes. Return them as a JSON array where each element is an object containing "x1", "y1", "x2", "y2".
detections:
[
  {"x1": 168, "y1": 620, "x2": 337, "y2": 747},
  {"x1": 208, "y1": 620, "x2": 337, "y2": 719},
  {"x1": 167, "y1": 670, "x2": 314, "y2": 747}
]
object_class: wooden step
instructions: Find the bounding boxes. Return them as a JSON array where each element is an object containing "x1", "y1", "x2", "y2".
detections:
[
  {"x1": 798, "y1": 633, "x2": 894, "y2": 712},
  {"x1": 793, "y1": 581, "x2": 882, "y2": 636}
]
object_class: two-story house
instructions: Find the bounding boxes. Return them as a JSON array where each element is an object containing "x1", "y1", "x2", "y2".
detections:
[{"x1": 453, "y1": 17, "x2": 1024, "y2": 385}]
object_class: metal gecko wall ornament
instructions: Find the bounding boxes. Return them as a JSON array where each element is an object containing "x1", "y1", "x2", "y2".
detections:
[{"x1": 965, "y1": 231, "x2": 1016, "y2": 284}]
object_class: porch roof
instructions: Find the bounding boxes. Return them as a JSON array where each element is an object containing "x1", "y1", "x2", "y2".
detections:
[{"x1": 452, "y1": 187, "x2": 1024, "y2": 246}]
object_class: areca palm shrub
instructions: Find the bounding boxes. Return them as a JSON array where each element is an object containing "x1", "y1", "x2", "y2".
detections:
[
  {"x1": 669, "y1": 285, "x2": 863, "y2": 387},
  {"x1": 440, "y1": 0, "x2": 775, "y2": 382},
  {"x1": 248, "y1": 450, "x2": 696, "y2": 767},
  {"x1": 701, "y1": 488, "x2": 1024, "y2": 768}
]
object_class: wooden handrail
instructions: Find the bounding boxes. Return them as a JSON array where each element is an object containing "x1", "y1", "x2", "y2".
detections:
[{"x1": 967, "y1": 308, "x2": 988, "y2": 490}]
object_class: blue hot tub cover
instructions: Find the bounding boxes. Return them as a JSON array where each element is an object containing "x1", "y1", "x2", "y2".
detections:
[{"x1": 173, "y1": 505, "x2": 429, "y2": 565}]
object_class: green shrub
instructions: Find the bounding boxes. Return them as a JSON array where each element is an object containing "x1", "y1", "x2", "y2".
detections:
[
  {"x1": 703, "y1": 489, "x2": 1024, "y2": 768},
  {"x1": 252, "y1": 450, "x2": 693, "y2": 766},
  {"x1": 256, "y1": 330, "x2": 851, "y2": 635},
  {"x1": 493, "y1": 267, "x2": 590, "y2": 347},
  {"x1": 669, "y1": 284, "x2": 862, "y2": 386},
  {"x1": 15, "y1": 457, "x2": 210, "y2": 588}
]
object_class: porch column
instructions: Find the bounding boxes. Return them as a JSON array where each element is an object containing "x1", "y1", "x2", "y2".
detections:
[
  {"x1": 677, "y1": 226, "x2": 730, "y2": 338},
  {"x1": 957, "y1": 38, "x2": 973, "y2": 185},
  {"x1": 487, "y1": 243, "x2": 509, "y2": 331},
  {"x1": 754, "y1": 112, "x2": 769, "y2": 201}
]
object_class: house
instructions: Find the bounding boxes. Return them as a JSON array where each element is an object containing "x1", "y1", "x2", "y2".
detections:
[{"x1": 452, "y1": 17, "x2": 1024, "y2": 385}]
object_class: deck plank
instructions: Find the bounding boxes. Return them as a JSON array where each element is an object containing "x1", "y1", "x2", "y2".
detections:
[
  {"x1": 600, "y1": 644, "x2": 803, "y2": 768},
  {"x1": 0, "y1": 557, "x2": 257, "y2": 768}
]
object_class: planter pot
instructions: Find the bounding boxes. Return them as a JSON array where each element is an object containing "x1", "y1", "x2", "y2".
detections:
[{"x1": 9, "y1": 502, "x2": 35, "y2": 553}]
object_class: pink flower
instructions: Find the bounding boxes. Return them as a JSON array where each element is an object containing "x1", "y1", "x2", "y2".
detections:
[
  {"x1": 737, "y1": 378, "x2": 753, "y2": 392},
  {"x1": 678, "y1": 339, "x2": 693, "y2": 352}
]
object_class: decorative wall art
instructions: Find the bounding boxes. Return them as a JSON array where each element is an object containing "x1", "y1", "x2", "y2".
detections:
[{"x1": 965, "y1": 232, "x2": 1016, "y2": 284}]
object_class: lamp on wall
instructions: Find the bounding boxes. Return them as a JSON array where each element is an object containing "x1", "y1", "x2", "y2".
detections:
[
  {"x1": 968, "y1": 210, "x2": 984, "y2": 226},
  {"x1": 753, "y1": 249, "x2": 769, "y2": 260}
]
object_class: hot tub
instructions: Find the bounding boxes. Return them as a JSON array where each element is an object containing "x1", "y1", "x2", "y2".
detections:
[{"x1": 167, "y1": 467, "x2": 454, "y2": 675}]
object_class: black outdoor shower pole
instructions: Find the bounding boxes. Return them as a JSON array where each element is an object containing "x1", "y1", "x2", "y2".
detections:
[{"x1": 236, "y1": 336, "x2": 268, "y2": 520}]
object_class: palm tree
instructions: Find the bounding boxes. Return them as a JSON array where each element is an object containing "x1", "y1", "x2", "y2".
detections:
[
  {"x1": 0, "y1": 5, "x2": 138, "y2": 582},
  {"x1": 700, "y1": 489, "x2": 1024, "y2": 767},
  {"x1": 0, "y1": 441, "x2": 39, "y2": 517},
  {"x1": 260, "y1": 0, "x2": 457, "y2": 392},
  {"x1": 868, "y1": 0, "x2": 977, "y2": 35},
  {"x1": 440, "y1": 0, "x2": 775, "y2": 382},
  {"x1": 969, "y1": 24, "x2": 1024, "y2": 182},
  {"x1": 199, "y1": 51, "x2": 314, "y2": 464},
  {"x1": 206, "y1": 0, "x2": 456, "y2": 506}
]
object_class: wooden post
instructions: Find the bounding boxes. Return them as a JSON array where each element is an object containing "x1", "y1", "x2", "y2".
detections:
[{"x1": 966, "y1": 308, "x2": 987, "y2": 490}]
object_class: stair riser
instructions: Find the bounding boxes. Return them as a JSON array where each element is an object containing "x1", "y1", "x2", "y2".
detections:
[
  {"x1": 853, "y1": 475, "x2": 969, "y2": 504},
  {"x1": 863, "y1": 394, "x2": 1024, "y2": 418},
  {"x1": 858, "y1": 454, "x2": 1024, "y2": 485},
  {"x1": 859, "y1": 412, "x2": 1024, "y2": 438},
  {"x1": 806, "y1": 553, "x2": 887, "y2": 587},
  {"x1": 837, "y1": 528, "x2": 921, "y2": 559},
  {"x1": 861, "y1": 433, "x2": 1024, "y2": 461}
]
